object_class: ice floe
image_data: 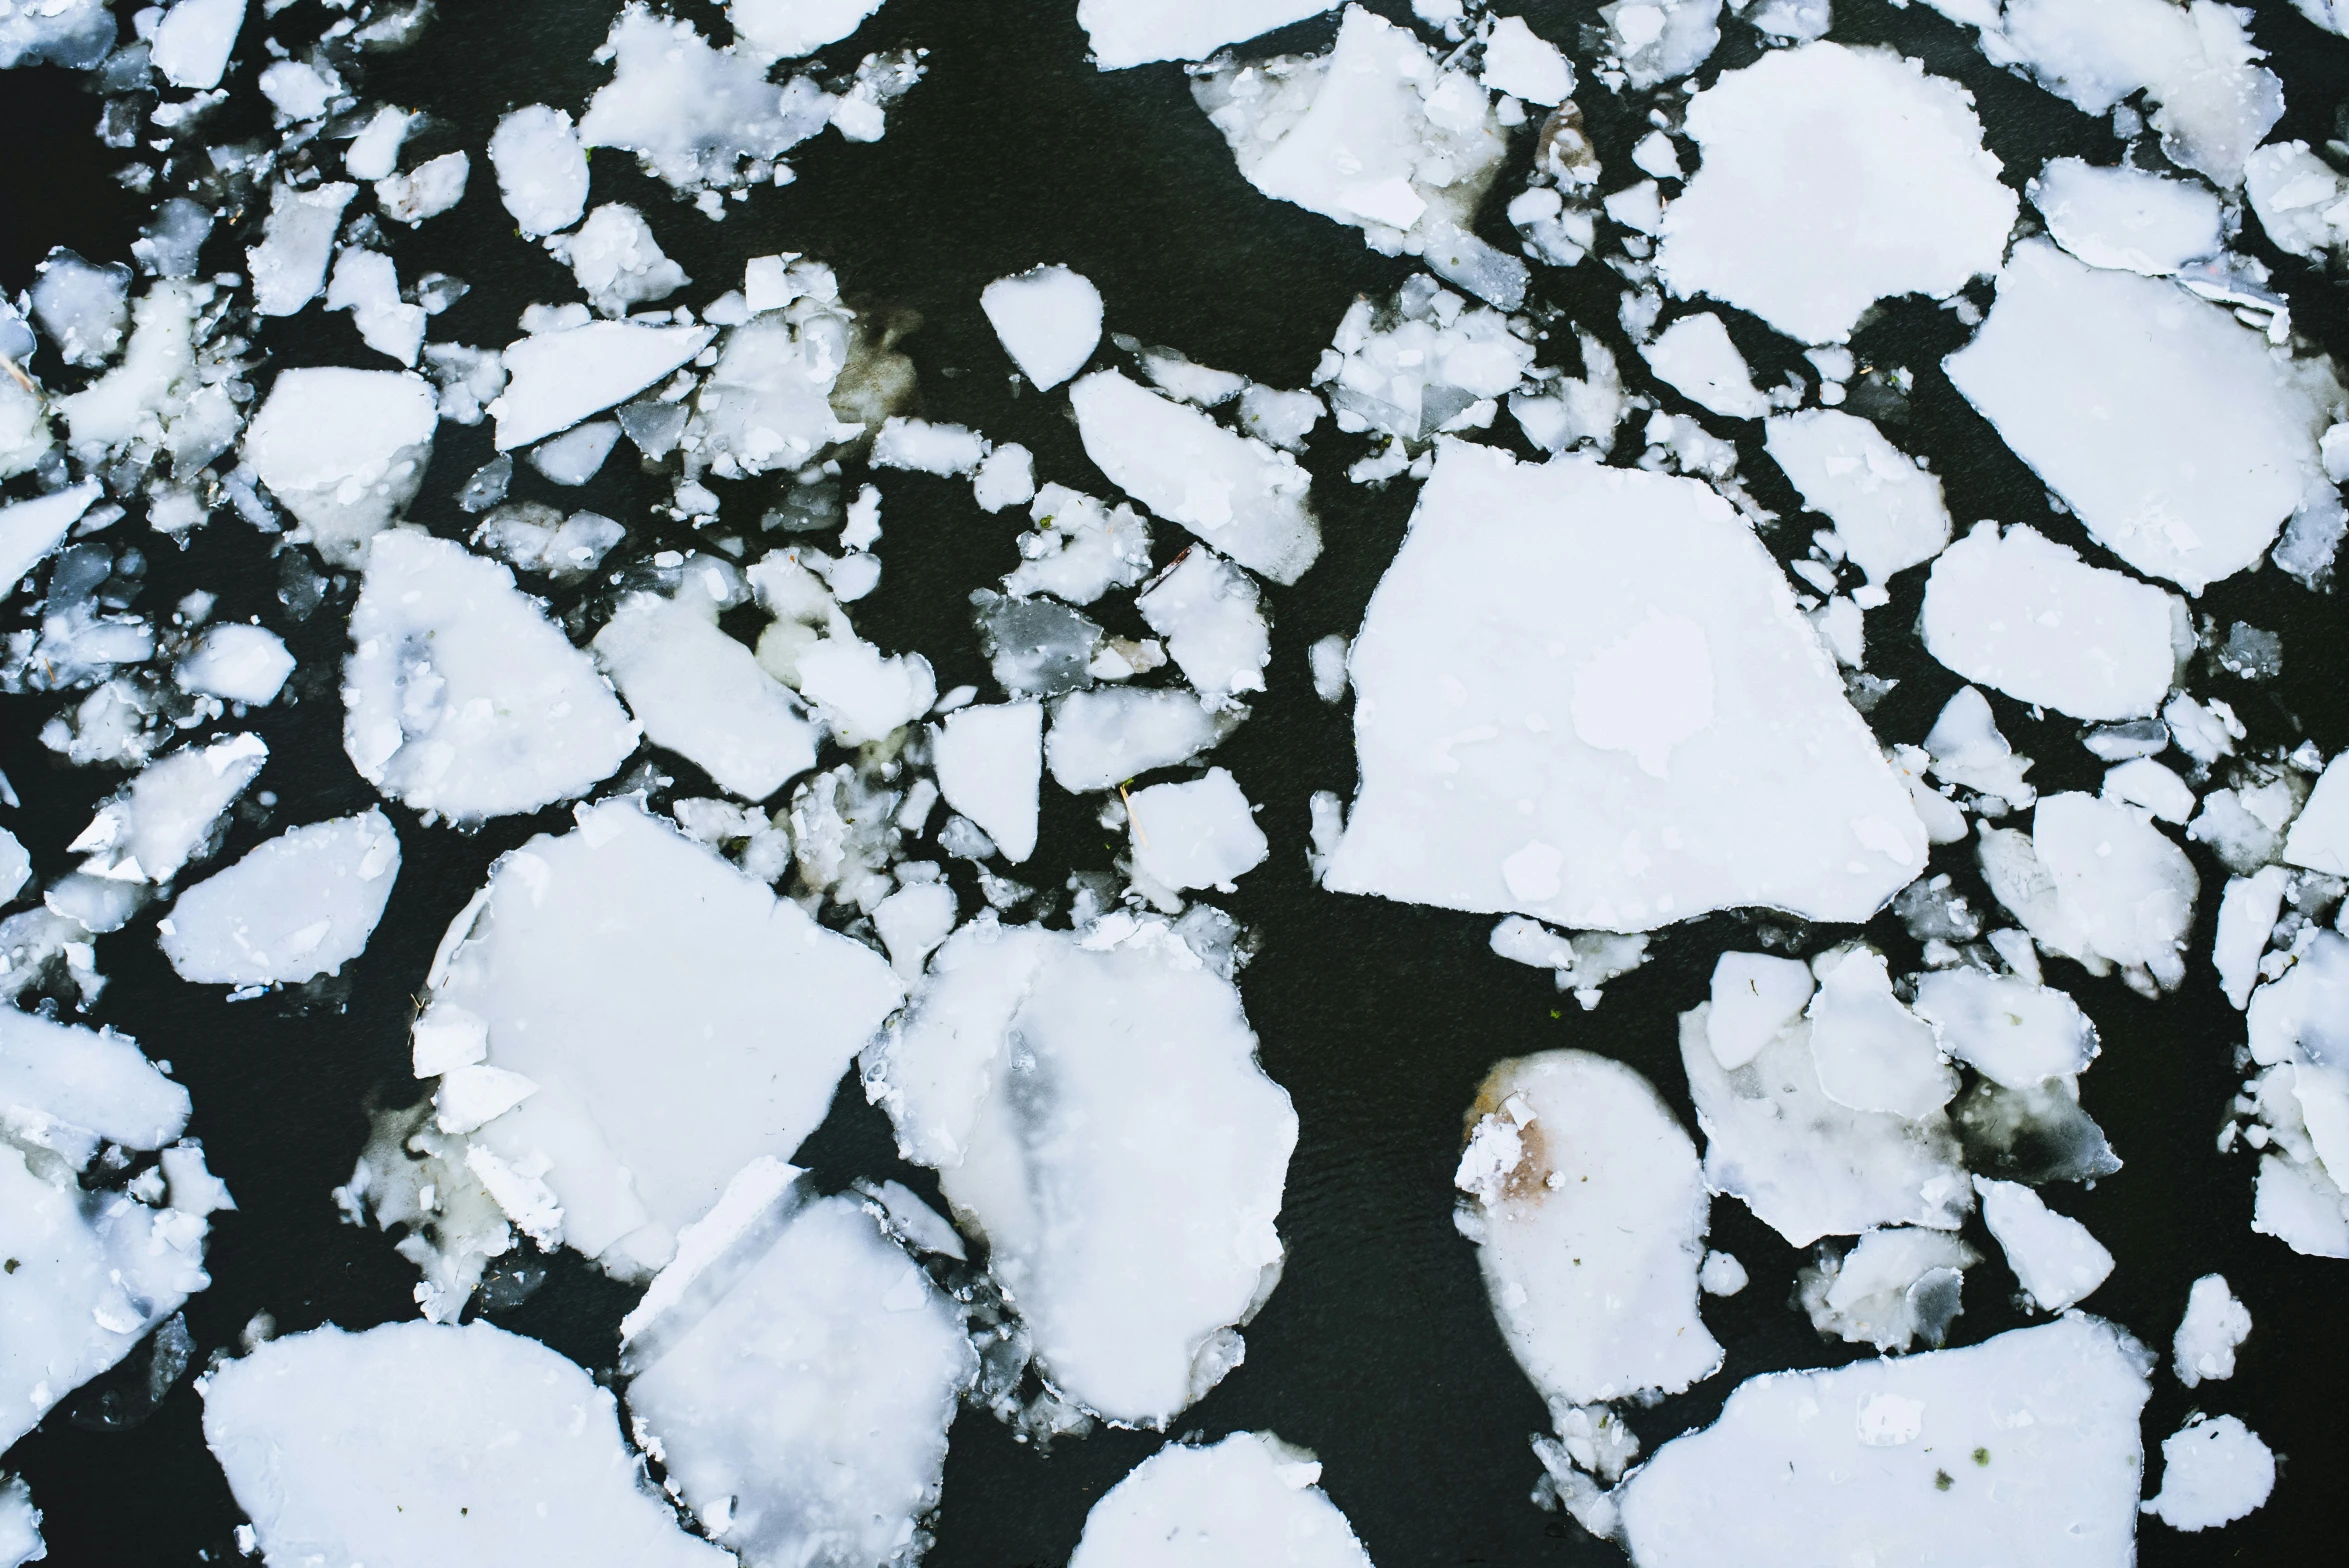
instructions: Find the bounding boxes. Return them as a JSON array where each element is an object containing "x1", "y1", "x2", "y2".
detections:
[
  {"x1": 492, "y1": 320, "x2": 716, "y2": 452},
  {"x1": 981, "y1": 265, "x2": 1103, "y2": 390},
  {"x1": 158, "y1": 810, "x2": 400, "y2": 985},
  {"x1": 1070, "y1": 1432, "x2": 1371, "y2": 1568},
  {"x1": 2143, "y1": 1414, "x2": 2275, "y2": 1532},
  {"x1": 1047, "y1": 688, "x2": 1231, "y2": 792},
  {"x1": 1796, "y1": 1226, "x2": 1975, "y2": 1353},
  {"x1": 69, "y1": 730, "x2": 266, "y2": 884},
  {"x1": 2030, "y1": 157, "x2": 2221, "y2": 276},
  {"x1": 2172, "y1": 1272, "x2": 2250, "y2": 1387},
  {"x1": 1081, "y1": 0, "x2": 1334, "y2": 69},
  {"x1": 1127, "y1": 767, "x2": 1268, "y2": 895},
  {"x1": 1979, "y1": 791, "x2": 2199, "y2": 992},
  {"x1": 1975, "y1": 1176, "x2": 2112, "y2": 1311},
  {"x1": 1764, "y1": 410, "x2": 1951, "y2": 585},
  {"x1": 1134, "y1": 547, "x2": 1269, "y2": 705},
  {"x1": 933, "y1": 702, "x2": 1043, "y2": 863},
  {"x1": 243, "y1": 367, "x2": 437, "y2": 566},
  {"x1": 593, "y1": 589, "x2": 817, "y2": 802}
]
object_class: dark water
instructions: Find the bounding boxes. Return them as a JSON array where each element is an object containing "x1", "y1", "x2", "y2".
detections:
[{"x1": 2, "y1": 1, "x2": 2344, "y2": 1563}]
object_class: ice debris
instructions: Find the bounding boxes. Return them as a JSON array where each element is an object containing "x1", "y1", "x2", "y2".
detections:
[
  {"x1": 593, "y1": 589, "x2": 817, "y2": 802},
  {"x1": 158, "y1": 810, "x2": 400, "y2": 986},
  {"x1": 1975, "y1": 1176, "x2": 2113, "y2": 1312},
  {"x1": 1127, "y1": 767, "x2": 1268, "y2": 896},
  {"x1": 1080, "y1": 0, "x2": 1335, "y2": 69},
  {"x1": 933, "y1": 702, "x2": 1042, "y2": 863},
  {"x1": 1764, "y1": 410, "x2": 1951, "y2": 585},
  {"x1": 69, "y1": 730, "x2": 266, "y2": 885},
  {"x1": 1978, "y1": 791, "x2": 2199, "y2": 992},
  {"x1": 1796, "y1": 1226, "x2": 1975, "y2": 1353},
  {"x1": 492, "y1": 320, "x2": 716, "y2": 452}
]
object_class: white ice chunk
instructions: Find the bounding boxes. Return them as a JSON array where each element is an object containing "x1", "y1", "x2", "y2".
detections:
[
  {"x1": 491, "y1": 321, "x2": 716, "y2": 451},
  {"x1": 342, "y1": 530, "x2": 639, "y2": 821},
  {"x1": 176, "y1": 624, "x2": 293, "y2": 707},
  {"x1": 729, "y1": 0, "x2": 887, "y2": 63},
  {"x1": 1079, "y1": 0, "x2": 1336, "y2": 68},
  {"x1": 29, "y1": 251, "x2": 126, "y2": 367},
  {"x1": 1658, "y1": 42, "x2": 2018, "y2": 344},
  {"x1": 1456, "y1": 1051, "x2": 1722, "y2": 1406},
  {"x1": 2282, "y1": 748, "x2": 2349, "y2": 875},
  {"x1": 686, "y1": 304, "x2": 863, "y2": 479},
  {"x1": 244, "y1": 367, "x2": 437, "y2": 567},
  {"x1": 1070, "y1": 1433, "x2": 1372, "y2": 1567},
  {"x1": 972, "y1": 444, "x2": 1035, "y2": 512},
  {"x1": 579, "y1": 6, "x2": 834, "y2": 191},
  {"x1": 1005, "y1": 485, "x2": 1153, "y2": 604},
  {"x1": 1325, "y1": 443, "x2": 1926, "y2": 934},
  {"x1": 2213, "y1": 866, "x2": 2288, "y2": 1010},
  {"x1": 594, "y1": 591, "x2": 815, "y2": 801},
  {"x1": 864, "y1": 917, "x2": 1295, "y2": 1425},
  {"x1": 550, "y1": 204, "x2": 689, "y2": 318},
  {"x1": 0, "y1": 482, "x2": 102, "y2": 600},
  {"x1": 1071, "y1": 370, "x2": 1319, "y2": 585},
  {"x1": 0, "y1": 830, "x2": 25, "y2": 907},
  {"x1": 489, "y1": 105, "x2": 589, "y2": 239},
  {"x1": 376, "y1": 151, "x2": 472, "y2": 227},
  {"x1": 160, "y1": 810, "x2": 400, "y2": 985},
  {"x1": 796, "y1": 636, "x2": 937, "y2": 746},
  {"x1": 72, "y1": 732, "x2": 266, "y2": 885},
  {"x1": 202, "y1": 1321, "x2": 730, "y2": 1568},
  {"x1": 324, "y1": 247, "x2": 427, "y2": 367},
  {"x1": 417, "y1": 800, "x2": 902, "y2": 1277},
  {"x1": 151, "y1": 0, "x2": 244, "y2": 91},
  {"x1": 2171, "y1": 1272, "x2": 2250, "y2": 1387},
  {"x1": 1705, "y1": 951, "x2": 1815, "y2": 1071},
  {"x1": 2143, "y1": 1415, "x2": 2275, "y2": 1532},
  {"x1": 248, "y1": 181, "x2": 357, "y2": 318},
  {"x1": 1320, "y1": 282, "x2": 1535, "y2": 444},
  {"x1": 1798, "y1": 1226, "x2": 1976, "y2": 1352},
  {"x1": 624, "y1": 1187, "x2": 976, "y2": 1566},
  {"x1": 981, "y1": 265, "x2": 1103, "y2": 391},
  {"x1": 873, "y1": 880, "x2": 957, "y2": 978},
  {"x1": 933, "y1": 702, "x2": 1042, "y2": 863},
  {"x1": 1135, "y1": 548, "x2": 1269, "y2": 705},
  {"x1": 1913, "y1": 969, "x2": 2096, "y2": 1088},
  {"x1": 529, "y1": 422, "x2": 622, "y2": 487},
  {"x1": 1620, "y1": 1317, "x2": 2152, "y2": 1566},
  {"x1": 0, "y1": 1476, "x2": 36, "y2": 1568},
  {"x1": 343, "y1": 104, "x2": 413, "y2": 182},
  {"x1": 1643, "y1": 312, "x2": 1767, "y2": 419},
  {"x1": 1975, "y1": 1176, "x2": 2113, "y2": 1311},
  {"x1": 1765, "y1": 410, "x2": 1952, "y2": 584},
  {"x1": 2104, "y1": 756, "x2": 2193, "y2": 825},
  {"x1": 1481, "y1": 16, "x2": 1573, "y2": 105},
  {"x1": 0, "y1": 1009, "x2": 191, "y2": 1158},
  {"x1": 1987, "y1": 792, "x2": 2198, "y2": 989},
  {"x1": 472, "y1": 507, "x2": 625, "y2": 581},
  {"x1": 1128, "y1": 768, "x2": 1268, "y2": 893},
  {"x1": 2031, "y1": 157, "x2": 2221, "y2": 275},
  {"x1": 1806, "y1": 948, "x2": 1955, "y2": 1122},
  {"x1": 1921, "y1": 523, "x2": 2180, "y2": 721},
  {"x1": 1046, "y1": 687, "x2": 1224, "y2": 793},
  {"x1": 1945, "y1": 239, "x2": 2339, "y2": 594},
  {"x1": 258, "y1": 59, "x2": 339, "y2": 121},
  {"x1": 872, "y1": 416, "x2": 989, "y2": 476}
]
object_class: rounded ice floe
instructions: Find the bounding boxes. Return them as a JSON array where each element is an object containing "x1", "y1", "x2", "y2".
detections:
[
  {"x1": 2143, "y1": 1415, "x2": 2276, "y2": 1533},
  {"x1": 1657, "y1": 42, "x2": 2018, "y2": 345},
  {"x1": 1763, "y1": 410, "x2": 1952, "y2": 585},
  {"x1": 1455, "y1": 1050, "x2": 1723, "y2": 1407},
  {"x1": 592, "y1": 591, "x2": 818, "y2": 802},
  {"x1": 932, "y1": 701, "x2": 1042, "y2": 863},
  {"x1": 1322, "y1": 442, "x2": 1925, "y2": 935},
  {"x1": 2029, "y1": 157, "x2": 2221, "y2": 276},
  {"x1": 409, "y1": 799, "x2": 903, "y2": 1280},
  {"x1": 1127, "y1": 767, "x2": 1269, "y2": 893},
  {"x1": 159, "y1": 810, "x2": 401, "y2": 986},
  {"x1": 1071, "y1": 1432, "x2": 1372, "y2": 1568},
  {"x1": 1920, "y1": 523, "x2": 2182, "y2": 722},
  {"x1": 623, "y1": 1177, "x2": 977, "y2": 1568},
  {"x1": 201, "y1": 1320, "x2": 731, "y2": 1568},
  {"x1": 1944, "y1": 239, "x2": 2341, "y2": 594},
  {"x1": 175, "y1": 623, "x2": 294, "y2": 706},
  {"x1": 342, "y1": 530, "x2": 639, "y2": 821},
  {"x1": 1912, "y1": 969, "x2": 2096, "y2": 1089},
  {"x1": 488, "y1": 105, "x2": 589, "y2": 238},
  {"x1": 1618, "y1": 1317, "x2": 2153, "y2": 1568},
  {"x1": 243, "y1": 367, "x2": 437, "y2": 567},
  {"x1": 980, "y1": 264, "x2": 1103, "y2": 391},
  {"x1": 2172, "y1": 1273, "x2": 2251, "y2": 1388},
  {"x1": 863, "y1": 916, "x2": 1296, "y2": 1427}
]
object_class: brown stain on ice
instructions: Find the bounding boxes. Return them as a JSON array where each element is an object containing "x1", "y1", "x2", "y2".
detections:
[{"x1": 1464, "y1": 1061, "x2": 1554, "y2": 1206}]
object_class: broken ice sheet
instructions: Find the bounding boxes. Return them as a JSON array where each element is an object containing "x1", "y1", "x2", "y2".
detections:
[
  {"x1": 1134, "y1": 546, "x2": 1269, "y2": 705},
  {"x1": 1323, "y1": 442, "x2": 1925, "y2": 935},
  {"x1": 1003, "y1": 483, "x2": 1153, "y2": 605},
  {"x1": 176, "y1": 623, "x2": 294, "y2": 706},
  {"x1": 862, "y1": 915, "x2": 1295, "y2": 1426},
  {"x1": 158, "y1": 809, "x2": 401, "y2": 986},
  {"x1": 202, "y1": 1320, "x2": 730, "y2": 1568},
  {"x1": 1617, "y1": 1317, "x2": 2153, "y2": 1567},
  {"x1": 1070, "y1": 1432, "x2": 1372, "y2": 1568},
  {"x1": 1658, "y1": 42, "x2": 2018, "y2": 345},
  {"x1": 580, "y1": 5, "x2": 834, "y2": 191},
  {"x1": 1045, "y1": 687, "x2": 1230, "y2": 794}
]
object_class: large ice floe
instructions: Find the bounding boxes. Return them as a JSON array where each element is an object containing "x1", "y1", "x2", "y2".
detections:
[
  {"x1": 862, "y1": 914, "x2": 1295, "y2": 1427},
  {"x1": 202, "y1": 1320, "x2": 730, "y2": 1568},
  {"x1": 1322, "y1": 441, "x2": 1926, "y2": 933},
  {"x1": 1069, "y1": 1432, "x2": 1373, "y2": 1568}
]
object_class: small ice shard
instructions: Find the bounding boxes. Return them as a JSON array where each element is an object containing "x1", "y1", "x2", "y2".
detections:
[
  {"x1": 1704, "y1": 951, "x2": 1815, "y2": 1070},
  {"x1": 159, "y1": 811, "x2": 400, "y2": 985},
  {"x1": 151, "y1": 0, "x2": 245, "y2": 90},
  {"x1": 1079, "y1": 0, "x2": 1336, "y2": 68},
  {"x1": 2172, "y1": 1273, "x2": 2250, "y2": 1387},
  {"x1": 489, "y1": 105, "x2": 589, "y2": 238},
  {"x1": 933, "y1": 702, "x2": 1042, "y2": 863},
  {"x1": 377, "y1": 151, "x2": 472, "y2": 227},
  {"x1": 1658, "y1": 42, "x2": 2018, "y2": 344},
  {"x1": 1981, "y1": 792, "x2": 2198, "y2": 990},
  {"x1": 1764, "y1": 410, "x2": 1952, "y2": 584},
  {"x1": 1642, "y1": 312, "x2": 1767, "y2": 419},
  {"x1": 730, "y1": 0, "x2": 889, "y2": 63},
  {"x1": 1975, "y1": 1176, "x2": 2113, "y2": 1311},
  {"x1": 343, "y1": 530, "x2": 639, "y2": 821},
  {"x1": 473, "y1": 505, "x2": 626, "y2": 581},
  {"x1": 326, "y1": 247, "x2": 427, "y2": 366},
  {"x1": 0, "y1": 1476, "x2": 36, "y2": 1568},
  {"x1": 550, "y1": 204, "x2": 690, "y2": 317},
  {"x1": 529, "y1": 422, "x2": 622, "y2": 486},
  {"x1": 1045, "y1": 688, "x2": 1226, "y2": 793},
  {"x1": 201, "y1": 1321, "x2": 731, "y2": 1568},
  {"x1": 2142, "y1": 1415, "x2": 2275, "y2": 1532},
  {"x1": 1128, "y1": 768, "x2": 1269, "y2": 893},
  {"x1": 863, "y1": 916, "x2": 1296, "y2": 1426},
  {"x1": 593, "y1": 591, "x2": 817, "y2": 802},
  {"x1": 981, "y1": 265, "x2": 1103, "y2": 390},
  {"x1": 1913, "y1": 969, "x2": 2096, "y2": 1089},
  {"x1": 2030, "y1": 157, "x2": 2221, "y2": 276},
  {"x1": 248, "y1": 181, "x2": 358, "y2": 317},
  {"x1": 244, "y1": 368, "x2": 437, "y2": 566},
  {"x1": 1482, "y1": 15, "x2": 1573, "y2": 104},
  {"x1": 71, "y1": 732, "x2": 267, "y2": 884},
  {"x1": 1920, "y1": 523, "x2": 2182, "y2": 721},
  {"x1": 1679, "y1": 997, "x2": 1968, "y2": 1247},
  {"x1": 1456, "y1": 1051, "x2": 1723, "y2": 1407},
  {"x1": 1069, "y1": 1433, "x2": 1372, "y2": 1568},
  {"x1": 580, "y1": 6, "x2": 834, "y2": 191},
  {"x1": 972, "y1": 443, "x2": 1035, "y2": 511},
  {"x1": 1071, "y1": 370, "x2": 1319, "y2": 585},
  {"x1": 2213, "y1": 867, "x2": 2288, "y2": 1009},
  {"x1": 0, "y1": 482, "x2": 104, "y2": 599},
  {"x1": 622, "y1": 1180, "x2": 976, "y2": 1568},
  {"x1": 1797, "y1": 1227, "x2": 1976, "y2": 1352},
  {"x1": 1319, "y1": 277, "x2": 1535, "y2": 446},
  {"x1": 491, "y1": 320, "x2": 716, "y2": 451},
  {"x1": 872, "y1": 416, "x2": 989, "y2": 476},
  {"x1": 2105, "y1": 756, "x2": 2194, "y2": 825},
  {"x1": 1324, "y1": 442, "x2": 1926, "y2": 934},
  {"x1": 176, "y1": 625, "x2": 294, "y2": 706},
  {"x1": 1943, "y1": 239, "x2": 2340, "y2": 594},
  {"x1": 796, "y1": 636, "x2": 937, "y2": 745},
  {"x1": 1135, "y1": 548, "x2": 1269, "y2": 705},
  {"x1": 1806, "y1": 948, "x2": 1956, "y2": 1122},
  {"x1": 1617, "y1": 1317, "x2": 2153, "y2": 1567},
  {"x1": 2282, "y1": 749, "x2": 2349, "y2": 875}
]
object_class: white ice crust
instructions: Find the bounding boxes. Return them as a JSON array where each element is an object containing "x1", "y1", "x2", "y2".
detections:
[
  {"x1": 2143, "y1": 1414, "x2": 2275, "y2": 1532},
  {"x1": 1324, "y1": 442, "x2": 1926, "y2": 934},
  {"x1": 1981, "y1": 791, "x2": 2199, "y2": 990},
  {"x1": 343, "y1": 530, "x2": 639, "y2": 822},
  {"x1": 244, "y1": 367, "x2": 437, "y2": 567},
  {"x1": 863, "y1": 916, "x2": 1295, "y2": 1426},
  {"x1": 980, "y1": 265, "x2": 1103, "y2": 390},
  {"x1": 1658, "y1": 42, "x2": 2018, "y2": 344},
  {"x1": 1070, "y1": 1432, "x2": 1373, "y2": 1568},
  {"x1": 1912, "y1": 968, "x2": 2096, "y2": 1089},
  {"x1": 933, "y1": 702, "x2": 1043, "y2": 863},
  {"x1": 1764, "y1": 410, "x2": 1952, "y2": 584},
  {"x1": 1619, "y1": 1317, "x2": 2152, "y2": 1568},
  {"x1": 1975, "y1": 1176, "x2": 2113, "y2": 1312},
  {"x1": 160, "y1": 810, "x2": 401, "y2": 985},
  {"x1": 201, "y1": 1320, "x2": 730, "y2": 1568},
  {"x1": 2030, "y1": 157, "x2": 2221, "y2": 276},
  {"x1": 1944, "y1": 239, "x2": 2339, "y2": 594},
  {"x1": 593, "y1": 591, "x2": 817, "y2": 802}
]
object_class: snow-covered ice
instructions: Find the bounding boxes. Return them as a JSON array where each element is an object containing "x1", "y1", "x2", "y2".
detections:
[
  {"x1": 201, "y1": 1320, "x2": 730, "y2": 1568},
  {"x1": 730, "y1": 0, "x2": 889, "y2": 64},
  {"x1": 863, "y1": 916, "x2": 1295, "y2": 1426},
  {"x1": 1619, "y1": 1317, "x2": 2152, "y2": 1567},
  {"x1": 1658, "y1": 42, "x2": 2018, "y2": 344},
  {"x1": 2143, "y1": 1414, "x2": 2275, "y2": 1532},
  {"x1": 70, "y1": 731, "x2": 267, "y2": 885},
  {"x1": 491, "y1": 321, "x2": 716, "y2": 452},
  {"x1": 0, "y1": 482, "x2": 103, "y2": 598},
  {"x1": 159, "y1": 810, "x2": 400, "y2": 985},
  {"x1": 1319, "y1": 278, "x2": 1534, "y2": 448},
  {"x1": 2030, "y1": 157, "x2": 2220, "y2": 276},
  {"x1": 1797, "y1": 1226, "x2": 1975, "y2": 1353},
  {"x1": 1976, "y1": 1176, "x2": 2113, "y2": 1311},
  {"x1": 1046, "y1": 687, "x2": 1227, "y2": 793},
  {"x1": 2172, "y1": 1272, "x2": 2250, "y2": 1387},
  {"x1": 247, "y1": 181, "x2": 356, "y2": 317},
  {"x1": 579, "y1": 6, "x2": 835, "y2": 192},
  {"x1": 1912, "y1": 968, "x2": 2096, "y2": 1088},
  {"x1": 1642, "y1": 313, "x2": 1767, "y2": 420},
  {"x1": 1079, "y1": 0, "x2": 1335, "y2": 69},
  {"x1": 174, "y1": 624, "x2": 293, "y2": 706},
  {"x1": 593, "y1": 590, "x2": 817, "y2": 802},
  {"x1": 1323, "y1": 442, "x2": 1926, "y2": 934},
  {"x1": 343, "y1": 530, "x2": 639, "y2": 821},
  {"x1": 1764, "y1": 410, "x2": 1952, "y2": 584},
  {"x1": 151, "y1": 0, "x2": 244, "y2": 91},
  {"x1": 1806, "y1": 948, "x2": 1955, "y2": 1122},
  {"x1": 1135, "y1": 547, "x2": 1269, "y2": 705},
  {"x1": 489, "y1": 105, "x2": 590, "y2": 239},
  {"x1": 795, "y1": 635, "x2": 937, "y2": 745},
  {"x1": 552, "y1": 204, "x2": 690, "y2": 318},
  {"x1": 0, "y1": 1477, "x2": 35, "y2": 1568},
  {"x1": 244, "y1": 367, "x2": 437, "y2": 566},
  {"x1": 1070, "y1": 1432, "x2": 1372, "y2": 1568},
  {"x1": 933, "y1": 702, "x2": 1042, "y2": 863},
  {"x1": 1981, "y1": 791, "x2": 2199, "y2": 991},
  {"x1": 980, "y1": 265, "x2": 1102, "y2": 391},
  {"x1": 2282, "y1": 748, "x2": 2349, "y2": 875},
  {"x1": 1127, "y1": 768, "x2": 1269, "y2": 894},
  {"x1": 1482, "y1": 15, "x2": 1572, "y2": 105}
]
